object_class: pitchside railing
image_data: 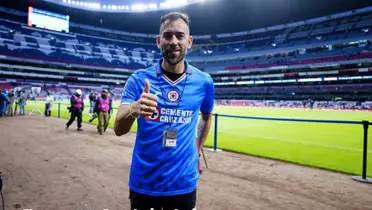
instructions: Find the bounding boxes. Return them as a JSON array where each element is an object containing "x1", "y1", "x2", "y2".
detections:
[
  {"x1": 48, "y1": 103, "x2": 372, "y2": 184},
  {"x1": 210, "y1": 114, "x2": 372, "y2": 184}
]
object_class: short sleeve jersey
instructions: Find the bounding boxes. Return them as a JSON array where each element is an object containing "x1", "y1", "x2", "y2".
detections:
[{"x1": 121, "y1": 59, "x2": 215, "y2": 196}]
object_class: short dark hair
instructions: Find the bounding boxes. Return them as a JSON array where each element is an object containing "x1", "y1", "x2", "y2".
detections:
[{"x1": 160, "y1": 12, "x2": 190, "y2": 33}]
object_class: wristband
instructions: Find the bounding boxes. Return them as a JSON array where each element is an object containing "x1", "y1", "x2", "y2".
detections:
[{"x1": 129, "y1": 103, "x2": 139, "y2": 119}]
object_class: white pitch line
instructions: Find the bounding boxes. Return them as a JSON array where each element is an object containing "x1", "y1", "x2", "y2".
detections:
[{"x1": 221, "y1": 131, "x2": 372, "y2": 153}]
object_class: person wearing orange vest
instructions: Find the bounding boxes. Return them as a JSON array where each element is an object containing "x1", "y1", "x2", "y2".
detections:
[
  {"x1": 66, "y1": 89, "x2": 84, "y2": 131},
  {"x1": 95, "y1": 89, "x2": 112, "y2": 135}
]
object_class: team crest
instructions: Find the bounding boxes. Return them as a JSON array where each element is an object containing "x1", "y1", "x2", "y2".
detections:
[
  {"x1": 167, "y1": 90, "x2": 180, "y2": 102},
  {"x1": 146, "y1": 107, "x2": 160, "y2": 121}
]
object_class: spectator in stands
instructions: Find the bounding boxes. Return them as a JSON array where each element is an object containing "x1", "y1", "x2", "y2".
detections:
[
  {"x1": 44, "y1": 93, "x2": 54, "y2": 117},
  {"x1": 7, "y1": 90, "x2": 15, "y2": 117},
  {"x1": 114, "y1": 12, "x2": 214, "y2": 210},
  {"x1": 0, "y1": 89, "x2": 8, "y2": 117},
  {"x1": 66, "y1": 89, "x2": 84, "y2": 131},
  {"x1": 89, "y1": 91, "x2": 97, "y2": 114},
  {"x1": 94, "y1": 89, "x2": 112, "y2": 135}
]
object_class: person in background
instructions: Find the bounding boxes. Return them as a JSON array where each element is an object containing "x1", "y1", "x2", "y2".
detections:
[
  {"x1": 95, "y1": 89, "x2": 112, "y2": 135},
  {"x1": 89, "y1": 90, "x2": 97, "y2": 114},
  {"x1": 7, "y1": 90, "x2": 15, "y2": 117},
  {"x1": 18, "y1": 90, "x2": 27, "y2": 115},
  {"x1": 105, "y1": 92, "x2": 114, "y2": 132},
  {"x1": 0, "y1": 89, "x2": 8, "y2": 117},
  {"x1": 66, "y1": 89, "x2": 84, "y2": 131},
  {"x1": 44, "y1": 93, "x2": 54, "y2": 117},
  {"x1": 3, "y1": 89, "x2": 8, "y2": 115},
  {"x1": 14, "y1": 89, "x2": 21, "y2": 115},
  {"x1": 89, "y1": 92, "x2": 113, "y2": 132}
]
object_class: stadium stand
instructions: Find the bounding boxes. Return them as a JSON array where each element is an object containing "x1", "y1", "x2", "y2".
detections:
[{"x1": 0, "y1": 5, "x2": 371, "y2": 108}]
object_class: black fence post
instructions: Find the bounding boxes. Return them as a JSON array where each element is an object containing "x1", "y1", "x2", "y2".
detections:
[
  {"x1": 58, "y1": 103, "x2": 60, "y2": 118},
  {"x1": 352, "y1": 120, "x2": 372, "y2": 183},
  {"x1": 209, "y1": 113, "x2": 222, "y2": 152}
]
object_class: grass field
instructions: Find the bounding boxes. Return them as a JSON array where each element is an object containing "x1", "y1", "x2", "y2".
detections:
[{"x1": 23, "y1": 100, "x2": 372, "y2": 177}]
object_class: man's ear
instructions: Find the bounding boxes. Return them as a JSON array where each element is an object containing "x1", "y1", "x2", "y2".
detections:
[
  {"x1": 188, "y1": 35, "x2": 193, "y2": 49},
  {"x1": 156, "y1": 35, "x2": 161, "y2": 48}
]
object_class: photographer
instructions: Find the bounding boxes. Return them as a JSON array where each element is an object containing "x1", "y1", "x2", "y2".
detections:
[{"x1": 65, "y1": 89, "x2": 84, "y2": 131}]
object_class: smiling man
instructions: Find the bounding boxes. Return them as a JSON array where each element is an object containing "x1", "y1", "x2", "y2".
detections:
[{"x1": 114, "y1": 12, "x2": 215, "y2": 210}]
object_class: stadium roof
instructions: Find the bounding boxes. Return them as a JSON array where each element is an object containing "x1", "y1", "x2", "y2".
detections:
[
  {"x1": 1, "y1": 0, "x2": 372, "y2": 35},
  {"x1": 43, "y1": 0, "x2": 205, "y2": 13}
]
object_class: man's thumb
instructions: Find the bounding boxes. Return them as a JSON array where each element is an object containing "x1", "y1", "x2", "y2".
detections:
[{"x1": 144, "y1": 79, "x2": 150, "y2": 93}]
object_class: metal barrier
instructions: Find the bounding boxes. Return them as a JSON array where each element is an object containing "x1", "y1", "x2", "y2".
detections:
[
  {"x1": 210, "y1": 113, "x2": 372, "y2": 184},
  {"x1": 54, "y1": 103, "x2": 372, "y2": 184}
]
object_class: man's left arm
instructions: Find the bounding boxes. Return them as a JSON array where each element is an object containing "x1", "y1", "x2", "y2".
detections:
[{"x1": 197, "y1": 77, "x2": 215, "y2": 155}]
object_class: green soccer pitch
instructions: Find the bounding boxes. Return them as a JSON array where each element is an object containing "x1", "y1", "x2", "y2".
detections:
[{"x1": 24, "y1": 100, "x2": 372, "y2": 176}]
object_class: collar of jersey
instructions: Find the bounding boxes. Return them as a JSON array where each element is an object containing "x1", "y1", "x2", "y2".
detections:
[{"x1": 154, "y1": 59, "x2": 193, "y2": 75}]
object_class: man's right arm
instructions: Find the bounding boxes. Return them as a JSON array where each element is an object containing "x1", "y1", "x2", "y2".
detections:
[
  {"x1": 114, "y1": 78, "x2": 158, "y2": 136},
  {"x1": 114, "y1": 104, "x2": 137, "y2": 136}
]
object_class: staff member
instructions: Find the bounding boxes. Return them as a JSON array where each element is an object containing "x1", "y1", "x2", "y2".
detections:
[
  {"x1": 66, "y1": 89, "x2": 84, "y2": 131},
  {"x1": 45, "y1": 93, "x2": 54, "y2": 117},
  {"x1": 95, "y1": 89, "x2": 112, "y2": 135},
  {"x1": 0, "y1": 89, "x2": 8, "y2": 117},
  {"x1": 7, "y1": 90, "x2": 15, "y2": 117},
  {"x1": 114, "y1": 12, "x2": 214, "y2": 210}
]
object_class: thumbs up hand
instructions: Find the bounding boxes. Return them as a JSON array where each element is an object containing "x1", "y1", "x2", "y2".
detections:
[{"x1": 130, "y1": 79, "x2": 158, "y2": 118}]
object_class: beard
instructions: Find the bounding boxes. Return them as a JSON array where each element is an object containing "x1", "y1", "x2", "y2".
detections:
[{"x1": 161, "y1": 45, "x2": 186, "y2": 65}]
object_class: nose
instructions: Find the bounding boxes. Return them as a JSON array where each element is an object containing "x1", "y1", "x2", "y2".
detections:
[{"x1": 169, "y1": 35, "x2": 178, "y2": 46}]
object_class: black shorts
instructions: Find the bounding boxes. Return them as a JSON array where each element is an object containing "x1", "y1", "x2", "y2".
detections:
[{"x1": 129, "y1": 189, "x2": 196, "y2": 210}]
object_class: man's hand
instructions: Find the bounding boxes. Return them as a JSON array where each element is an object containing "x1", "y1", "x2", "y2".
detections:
[{"x1": 130, "y1": 79, "x2": 158, "y2": 118}]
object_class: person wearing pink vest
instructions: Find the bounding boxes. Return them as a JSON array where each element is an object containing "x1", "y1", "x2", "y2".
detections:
[
  {"x1": 66, "y1": 89, "x2": 84, "y2": 131},
  {"x1": 95, "y1": 89, "x2": 112, "y2": 135}
]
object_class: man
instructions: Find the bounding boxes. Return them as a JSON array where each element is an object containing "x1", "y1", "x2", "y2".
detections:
[
  {"x1": 95, "y1": 89, "x2": 112, "y2": 135},
  {"x1": 18, "y1": 90, "x2": 27, "y2": 115},
  {"x1": 89, "y1": 90, "x2": 97, "y2": 114},
  {"x1": 7, "y1": 90, "x2": 15, "y2": 117},
  {"x1": 66, "y1": 89, "x2": 84, "y2": 131},
  {"x1": 90, "y1": 92, "x2": 113, "y2": 131},
  {"x1": 45, "y1": 93, "x2": 54, "y2": 117},
  {"x1": 0, "y1": 89, "x2": 8, "y2": 117},
  {"x1": 114, "y1": 12, "x2": 214, "y2": 210}
]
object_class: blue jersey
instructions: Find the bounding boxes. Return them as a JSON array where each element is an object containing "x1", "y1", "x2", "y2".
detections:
[{"x1": 121, "y1": 59, "x2": 215, "y2": 196}]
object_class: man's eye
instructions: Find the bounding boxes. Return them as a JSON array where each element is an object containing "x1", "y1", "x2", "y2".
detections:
[{"x1": 164, "y1": 34, "x2": 172, "y2": 39}]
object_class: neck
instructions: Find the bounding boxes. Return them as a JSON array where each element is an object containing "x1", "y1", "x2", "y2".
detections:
[{"x1": 161, "y1": 59, "x2": 185, "y2": 74}]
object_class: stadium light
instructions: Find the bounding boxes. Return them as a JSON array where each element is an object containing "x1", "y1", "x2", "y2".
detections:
[
  {"x1": 131, "y1": 4, "x2": 148, "y2": 11},
  {"x1": 63, "y1": 0, "x2": 67, "y2": 3},
  {"x1": 148, "y1": 3, "x2": 157, "y2": 9},
  {"x1": 67, "y1": 0, "x2": 71, "y2": 4}
]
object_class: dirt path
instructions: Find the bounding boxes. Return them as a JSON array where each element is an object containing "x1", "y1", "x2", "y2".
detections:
[{"x1": 0, "y1": 115, "x2": 371, "y2": 210}]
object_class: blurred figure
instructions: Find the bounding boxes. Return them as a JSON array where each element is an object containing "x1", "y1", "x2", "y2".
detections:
[
  {"x1": 14, "y1": 89, "x2": 21, "y2": 115},
  {"x1": 44, "y1": 93, "x2": 54, "y2": 117},
  {"x1": 89, "y1": 90, "x2": 97, "y2": 114},
  {"x1": 0, "y1": 89, "x2": 8, "y2": 117},
  {"x1": 95, "y1": 89, "x2": 112, "y2": 135},
  {"x1": 66, "y1": 89, "x2": 84, "y2": 131},
  {"x1": 7, "y1": 90, "x2": 15, "y2": 117},
  {"x1": 18, "y1": 90, "x2": 27, "y2": 115}
]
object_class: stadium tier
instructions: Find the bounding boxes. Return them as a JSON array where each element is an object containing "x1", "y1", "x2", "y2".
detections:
[{"x1": 0, "y1": 5, "x2": 371, "y2": 103}]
